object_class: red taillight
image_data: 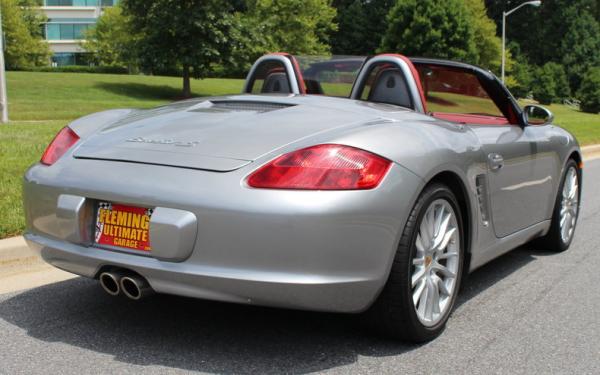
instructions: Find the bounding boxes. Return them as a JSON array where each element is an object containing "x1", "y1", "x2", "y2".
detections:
[
  {"x1": 41, "y1": 127, "x2": 80, "y2": 165},
  {"x1": 247, "y1": 144, "x2": 392, "y2": 190}
]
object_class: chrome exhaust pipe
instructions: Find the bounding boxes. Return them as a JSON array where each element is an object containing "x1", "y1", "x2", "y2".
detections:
[
  {"x1": 99, "y1": 271, "x2": 124, "y2": 296},
  {"x1": 120, "y1": 275, "x2": 154, "y2": 300}
]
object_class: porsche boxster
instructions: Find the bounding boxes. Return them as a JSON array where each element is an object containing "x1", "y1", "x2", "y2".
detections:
[{"x1": 23, "y1": 53, "x2": 582, "y2": 342}]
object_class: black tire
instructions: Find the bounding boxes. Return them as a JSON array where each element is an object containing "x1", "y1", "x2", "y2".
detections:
[
  {"x1": 534, "y1": 159, "x2": 581, "y2": 252},
  {"x1": 366, "y1": 183, "x2": 465, "y2": 342}
]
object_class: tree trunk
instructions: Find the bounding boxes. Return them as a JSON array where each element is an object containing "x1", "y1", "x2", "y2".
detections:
[{"x1": 182, "y1": 64, "x2": 191, "y2": 98}]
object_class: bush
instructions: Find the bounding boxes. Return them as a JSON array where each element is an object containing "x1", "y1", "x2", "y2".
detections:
[
  {"x1": 578, "y1": 67, "x2": 600, "y2": 113},
  {"x1": 15, "y1": 65, "x2": 129, "y2": 74},
  {"x1": 507, "y1": 57, "x2": 534, "y2": 99},
  {"x1": 532, "y1": 62, "x2": 570, "y2": 105}
]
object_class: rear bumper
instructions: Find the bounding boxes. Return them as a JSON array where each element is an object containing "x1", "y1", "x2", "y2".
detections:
[
  {"x1": 26, "y1": 233, "x2": 384, "y2": 312},
  {"x1": 23, "y1": 159, "x2": 422, "y2": 312}
]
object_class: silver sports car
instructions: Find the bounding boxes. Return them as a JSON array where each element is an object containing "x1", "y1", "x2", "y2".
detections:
[{"x1": 23, "y1": 53, "x2": 582, "y2": 342}]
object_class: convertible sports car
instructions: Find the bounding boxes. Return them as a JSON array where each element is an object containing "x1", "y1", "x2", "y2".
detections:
[{"x1": 23, "y1": 53, "x2": 582, "y2": 342}]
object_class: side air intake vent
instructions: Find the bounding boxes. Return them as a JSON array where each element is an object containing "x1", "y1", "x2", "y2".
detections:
[{"x1": 475, "y1": 174, "x2": 490, "y2": 227}]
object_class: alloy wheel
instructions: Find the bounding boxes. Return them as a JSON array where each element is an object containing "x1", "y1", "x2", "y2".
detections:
[
  {"x1": 411, "y1": 199, "x2": 460, "y2": 327},
  {"x1": 560, "y1": 166, "x2": 579, "y2": 244}
]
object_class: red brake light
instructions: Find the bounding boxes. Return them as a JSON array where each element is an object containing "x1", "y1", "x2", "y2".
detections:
[
  {"x1": 41, "y1": 127, "x2": 80, "y2": 165},
  {"x1": 247, "y1": 144, "x2": 392, "y2": 190}
]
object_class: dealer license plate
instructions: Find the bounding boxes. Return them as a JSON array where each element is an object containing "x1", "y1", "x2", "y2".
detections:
[{"x1": 94, "y1": 202, "x2": 153, "y2": 251}]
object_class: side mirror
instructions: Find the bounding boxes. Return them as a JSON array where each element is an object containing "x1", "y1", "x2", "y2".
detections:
[{"x1": 523, "y1": 104, "x2": 554, "y2": 126}]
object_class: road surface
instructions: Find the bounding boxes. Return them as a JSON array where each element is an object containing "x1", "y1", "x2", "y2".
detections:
[{"x1": 1, "y1": 160, "x2": 599, "y2": 374}]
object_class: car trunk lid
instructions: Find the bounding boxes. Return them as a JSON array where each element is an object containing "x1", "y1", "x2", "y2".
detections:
[{"x1": 73, "y1": 99, "x2": 377, "y2": 172}]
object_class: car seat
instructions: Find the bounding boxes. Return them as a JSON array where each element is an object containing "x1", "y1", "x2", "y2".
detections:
[
  {"x1": 368, "y1": 68, "x2": 412, "y2": 108},
  {"x1": 261, "y1": 72, "x2": 291, "y2": 94}
]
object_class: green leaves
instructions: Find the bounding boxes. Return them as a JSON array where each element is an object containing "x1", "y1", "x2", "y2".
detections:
[
  {"x1": 121, "y1": 0, "x2": 236, "y2": 97},
  {"x1": 379, "y1": 0, "x2": 478, "y2": 63},
  {"x1": 578, "y1": 67, "x2": 600, "y2": 114},
  {"x1": 245, "y1": 0, "x2": 337, "y2": 55},
  {"x1": 224, "y1": 0, "x2": 337, "y2": 78},
  {"x1": 83, "y1": 5, "x2": 139, "y2": 70},
  {"x1": 532, "y1": 63, "x2": 570, "y2": 105},
  {"x1": 0, "y1": 0, "x2": 50, "y2": 69}
]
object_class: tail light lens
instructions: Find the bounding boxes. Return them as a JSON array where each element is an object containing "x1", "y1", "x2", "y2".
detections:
[
  {"x1": 41, "y1": 127, "x2": 80, "y2": 165},
  {"x1": 247, "y1": 144, "x2": 392, "y2": 190}
]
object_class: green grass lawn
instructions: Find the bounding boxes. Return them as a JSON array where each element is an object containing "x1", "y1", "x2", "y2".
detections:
[
  {"x1": 536, "y1": 103, "x2": 600, "y2": 145},
  {"x1": 426, "y1": 92, "x2": 600, "y2": 144},
  {"x1": 0, "y1": 72, "x2": 244, "y2": 238},
  {"x1": 0, "y1": 71, "x2": 599, "y2": 238}
]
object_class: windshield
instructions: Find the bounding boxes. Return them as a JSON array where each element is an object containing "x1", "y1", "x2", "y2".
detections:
[{"x1": 294, "y1": 55, "x2": 366, "y2": 97}]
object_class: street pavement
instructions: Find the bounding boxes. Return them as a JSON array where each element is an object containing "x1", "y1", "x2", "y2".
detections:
[{"x1": 1, "y1": 160, "x2": 599, "y2": 374}]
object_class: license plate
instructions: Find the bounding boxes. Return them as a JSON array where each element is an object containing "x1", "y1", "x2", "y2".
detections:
[{"x1": 94, "y1": 202, "x2": 153, "y2": 251}]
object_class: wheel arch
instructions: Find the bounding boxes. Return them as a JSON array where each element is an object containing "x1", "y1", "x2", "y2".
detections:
[
  {"x1": 567, "y1": 149, "x2": 583, "y2": 202},
  {"x1": 561, "y1": 149, "x2": 583, "y2": 199},
  {"x1": 427, "y1": 170, "x2": 473, "y2": 276},
  {"x1": 568, "y1": 150, "x2": 582, "y2": 165}
]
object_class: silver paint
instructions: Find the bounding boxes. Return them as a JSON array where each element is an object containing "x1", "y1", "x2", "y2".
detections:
[{"x1": 23, "y1": 84, "x2": 581, "y2": 313}]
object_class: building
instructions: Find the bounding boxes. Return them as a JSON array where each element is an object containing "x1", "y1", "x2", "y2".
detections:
[{"x1": 40, "y1": 0, "x2": 119, "y2": 66}]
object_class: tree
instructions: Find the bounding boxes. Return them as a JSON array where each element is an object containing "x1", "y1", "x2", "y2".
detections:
[
  {"x1": 532, "y1": 62, "x2": 569, "y2": 105},
  {"x1": 485, "y1": 0, "x2": 600, "y2": 93},
  {"x1": 121, "y1": 0, "x2": 235, "y2": 98},
  {"x1": 0, "y1": 0, "x2": 50, "y2": 69},
  {"x1": 464, "y1": 0, "x2": 502, "y2": 72},
  {"x1": 17, "y1": 0, "x2": 46, "y2": 39},
  {"x1": 330, "y1": 0, "x2": 395, "y2": 55},
  {"x1": 505, "y1": 43, "x2": 533, "y2": 98},
  {"x1": 547, "y1": 62, "x2": 570, "y2": 100},
  {"x1": 83, "y1": 5, "x2": 138, "y2": 70},
  {"x1": 245, "y1": 0, "x2": 337, "y2": 55},
  {"x1": 578, "y1": 67, "x2": 600, "y2": 113},
  {"x1": 560, "y1": 7, "x2": 600, "y2": 92},
  {"x1": 379, "y1": 0, "x2": 478, "y2": 63},
  {"x1": 224, "y1": 0, "x2": 337, "y2": 77}
]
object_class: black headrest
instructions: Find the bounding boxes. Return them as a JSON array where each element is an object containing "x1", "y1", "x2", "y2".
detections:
[
  {"x1": 304, "y1": 79, "x2": 324, "y2": 95},
  {"x1": 261, "y1": 72, "x2": 291, "y2": 94}
]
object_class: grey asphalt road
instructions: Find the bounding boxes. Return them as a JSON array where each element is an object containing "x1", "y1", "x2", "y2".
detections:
[{"x1": 1, "y1": 160, "x2": 600, "y2": 375}]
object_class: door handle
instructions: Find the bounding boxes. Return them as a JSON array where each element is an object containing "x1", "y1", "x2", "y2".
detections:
[{"x1": 488, "y1": 153, "x2": 504, "y2": 170}]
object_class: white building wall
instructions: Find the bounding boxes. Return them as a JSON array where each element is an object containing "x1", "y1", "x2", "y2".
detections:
[{"x1": 39, "y1": 2, "x2": 117, "y2": 65}]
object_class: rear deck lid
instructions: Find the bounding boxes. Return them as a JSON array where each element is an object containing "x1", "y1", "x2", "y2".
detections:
[{"x1": 73, "y1": 99, "x2": 377, "y2": 172}]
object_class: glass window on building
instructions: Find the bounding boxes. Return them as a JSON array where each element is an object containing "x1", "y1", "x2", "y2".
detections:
[
  {"x1": 73, "y1": 24, "x2": 89, "y2": 38},
  {"x1": 45, "y1": 20, "x2": 93, "y2": 40},
  {"x1": 52, "y1": 53, "x2": 76, "y2": 66},
  {"x1": 59, "y1": 24, "x2": 74, "y2": 39},
  {"x1": 46, "y1": 24, "x2": 60, "y2": 40},
  {"x1": 45, "y1": 1, "x2": 119, "y2": 5},
  {"x1": 51, "y1": 52, "x2": 91, "y2": 66}
]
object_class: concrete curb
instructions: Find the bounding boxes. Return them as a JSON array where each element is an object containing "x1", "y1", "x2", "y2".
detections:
[
  {"x1": 2, "y1": 144, "x2": 600, "y2": 262},
  {"x1": 582, "y1": 144, "x2": 600, "y2": 161},
  {"x1": 0, "y1": 236, "x2": 35, "y2": 263}
]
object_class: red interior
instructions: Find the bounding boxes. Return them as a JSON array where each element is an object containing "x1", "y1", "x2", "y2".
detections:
[
  {"x1": 262, "y1": 53, "x2": 514, "y2": 126},
  {"x1": 379, "y1": 54, "x2": 512, "y2": 125},
  {"x1": 431, "y1": 112, "x2": 510, "y2": 125}
]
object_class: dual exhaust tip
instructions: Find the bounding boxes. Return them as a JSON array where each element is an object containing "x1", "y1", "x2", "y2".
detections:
[{"x1": 99, "y1": 270, "x2": 154, "y2": 300}]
